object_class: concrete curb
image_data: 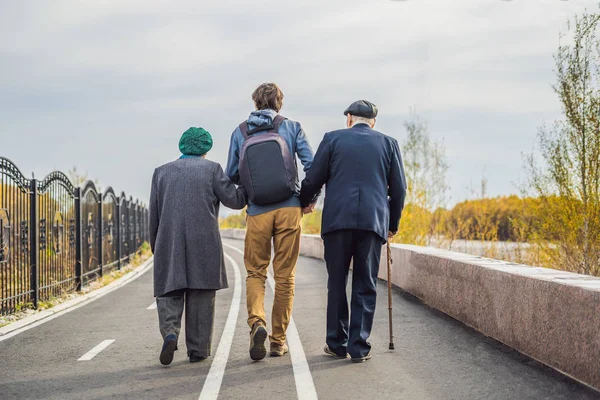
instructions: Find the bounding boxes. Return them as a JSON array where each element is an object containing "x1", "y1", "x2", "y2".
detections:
[
  {"x1": 0, "y1": 257, "x2": 154, "y2": 340},
  {"x1": 220, "y1": 228, "x2": 600, "y2": 392}
]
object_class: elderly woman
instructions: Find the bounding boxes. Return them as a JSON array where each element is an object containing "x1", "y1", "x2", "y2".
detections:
[{"x1": 149, "y1": 127, "x2": 247, "y2": 365}]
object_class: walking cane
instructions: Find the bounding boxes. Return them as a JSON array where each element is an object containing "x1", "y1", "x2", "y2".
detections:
[{"x1": 386, "y1": 241, "x2": 395, "y2": 350}]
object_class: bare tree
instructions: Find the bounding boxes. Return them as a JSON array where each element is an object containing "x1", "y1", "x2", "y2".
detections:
[
  {"x1": 396, "y1": 109, "x2": 450, "y2": 245},
  {"x1": 68, "y1": 166, "x2": 102, "y2": 192}
]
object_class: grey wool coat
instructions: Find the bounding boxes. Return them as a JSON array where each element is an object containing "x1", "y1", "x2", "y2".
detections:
[{"x1": 149, "y1": 157, "x2": 247, "y2": 297}]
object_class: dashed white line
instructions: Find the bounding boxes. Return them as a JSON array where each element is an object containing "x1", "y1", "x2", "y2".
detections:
[
  {"x1": 0, "y1": 259, "x2": 153, "y2": 343},
  {"x1": 198, "y1": 251, "x2": 241, "y2": 400},
  {"x1": 78, "y1": 340, "x2": 115, "y2": 361},
  {"x1": 147, "y1": 302, "x2": 157, "y2": 310},
  {"x1": 223, "y1": 242, "x2": 318, "y2": 400}
]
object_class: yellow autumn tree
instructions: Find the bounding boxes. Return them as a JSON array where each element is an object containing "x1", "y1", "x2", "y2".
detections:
[
  {"x1": 525, "y1": 11, "x2": 600, "y2": 276},
  {"x1": 393, "y1": 110, "x2": 449, "y2": 246},
  {"x1": 219, "y1": 208, "x2": 247, "y2": 229}
]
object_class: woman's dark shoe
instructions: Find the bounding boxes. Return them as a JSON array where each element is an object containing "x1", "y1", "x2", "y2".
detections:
[
  {"x1": 160, "y1": 334, "x2": 178, "y2": 366},
  {"x1": 190, "y1": 354, "x2": 207, "y2": 363},
  {"x1": 324, "y1": 345, "x2": 348, "y2": 359},
  {"x1": 249, "y1": 322, "x2": 268, "y2": 361}
]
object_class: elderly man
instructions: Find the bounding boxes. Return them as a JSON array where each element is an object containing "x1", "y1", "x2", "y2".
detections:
[
  {"x1": 299, "y1": 100, "x2": 407, "y2": 363},
  {"x1": 150, "y1": 127, "x2": 247, "y2": 365}
]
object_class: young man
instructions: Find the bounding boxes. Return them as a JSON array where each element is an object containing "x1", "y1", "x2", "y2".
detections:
[
  {"x1": 300, "y1": 100, "x2": 407, "y2": 363},
  {"x1": 226, "y1": 83, "x2": 314, "y2": 360}
]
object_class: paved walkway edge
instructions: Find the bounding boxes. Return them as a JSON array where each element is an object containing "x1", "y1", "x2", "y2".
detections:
[
  {"x1": 220, "y1": 229, "x2": 600, "y2": 393},
  {"x1": 0, "y1": 257, "x2": 154, "y2": 340}
]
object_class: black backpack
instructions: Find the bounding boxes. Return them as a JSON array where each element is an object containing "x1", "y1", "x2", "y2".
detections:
[{"x1": 238, "y1": 115, "x2": 297, "y2": 205}]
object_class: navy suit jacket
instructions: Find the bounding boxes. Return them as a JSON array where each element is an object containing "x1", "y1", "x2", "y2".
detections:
[{"x1": 300, "y1": 123, "x2": 407, "y2": 242}]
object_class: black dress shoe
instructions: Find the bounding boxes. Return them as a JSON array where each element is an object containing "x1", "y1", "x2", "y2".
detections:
[
  {"x1": 190, "y1": 354, "x2": 207, "y2": 363},
  {"x1": 351, "y1": 351, "x2": 372, "y2": 363},
  {"x1": 160, "y1": 334, "x2": 178, "y2": 366}
]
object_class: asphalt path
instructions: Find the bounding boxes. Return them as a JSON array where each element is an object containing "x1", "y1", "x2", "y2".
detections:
[{"x1": 0, "y1": 238, "x2": 598, "y2": 400}]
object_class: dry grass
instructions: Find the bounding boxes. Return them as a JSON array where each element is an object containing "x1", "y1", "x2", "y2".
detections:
[{"x1": 0, "y1": 242, "x2": 152, "y2": 328}]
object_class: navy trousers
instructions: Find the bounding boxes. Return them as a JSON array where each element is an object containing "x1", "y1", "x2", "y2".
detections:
[{"x1": 323, "y1": 229, "x2": 383, "y2": 359}]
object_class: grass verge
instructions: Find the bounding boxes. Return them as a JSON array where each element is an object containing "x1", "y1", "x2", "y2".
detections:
[{"x1": 0, "y1": 242, "x2": 152, "y2": 329}]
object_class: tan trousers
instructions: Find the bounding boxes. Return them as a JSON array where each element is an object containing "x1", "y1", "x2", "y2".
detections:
[{"x1": 245, "y1": 207, "x2": 302, "y2": 345}]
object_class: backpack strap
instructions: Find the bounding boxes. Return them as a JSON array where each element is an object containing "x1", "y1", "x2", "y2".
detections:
[
  {"x1": 272, "y1": 115, "x2": 287, "y2": 132},
  {"x1": 239, "y1": 122, "x2": 250, "y2": 139},
  {"x1": 240, "y1": 115, "x2": 288, "y2": 138}
]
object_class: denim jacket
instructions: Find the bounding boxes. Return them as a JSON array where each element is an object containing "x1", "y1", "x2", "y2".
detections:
[{"x1": 225, "y1": 109, "x2": 314, "y2": 216}]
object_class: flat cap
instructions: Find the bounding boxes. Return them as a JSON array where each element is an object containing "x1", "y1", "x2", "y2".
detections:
[{"x1": 343, "y1": 100, "x2": 378, "y2": 119}]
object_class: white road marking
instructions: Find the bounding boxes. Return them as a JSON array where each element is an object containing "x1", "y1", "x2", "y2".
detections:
[
  {"x1": 0, "y1": 259, "x2": 154, "y2": 343},
  {"x1": 223, "y1": 242, "x2": 319, "y2": 400},
  {"x1": 78, "y1": 340, "x2": 115, "y2": 361},
  {"x1": 198, "y1": 251, "x2": 241, "y2": 400},
  {"x1": 147, "y1": 302, "x2": 157, "y2": 310}
]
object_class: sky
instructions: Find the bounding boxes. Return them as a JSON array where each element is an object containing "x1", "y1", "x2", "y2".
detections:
[{"x1": 0, "y1": 0, "x2": 597, "y2": 212}]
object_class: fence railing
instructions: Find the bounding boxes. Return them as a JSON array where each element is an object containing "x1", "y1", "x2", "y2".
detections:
[{"x1": 0, "y1": 157, "x2": 149, "y2": 316}]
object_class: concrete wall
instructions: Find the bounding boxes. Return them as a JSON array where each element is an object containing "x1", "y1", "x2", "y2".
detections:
[{"x1": 220, "y1": 228, "x2": 600, "y2": 391}]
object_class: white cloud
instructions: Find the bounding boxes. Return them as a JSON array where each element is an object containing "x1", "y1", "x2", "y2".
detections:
[{"x1": 0, "y1": 0, "x2": 597, "y2": 205}]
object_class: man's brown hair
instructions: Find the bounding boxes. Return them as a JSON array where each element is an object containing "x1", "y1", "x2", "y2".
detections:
[{"x1": 252, "y1": 83, "x2": 284, "y2": 112}]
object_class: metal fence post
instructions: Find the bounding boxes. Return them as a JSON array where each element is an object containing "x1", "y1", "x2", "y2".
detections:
[
  {"x1": 126, "y1": 205, "x2": 130, "y2": 258},
  {"x1": 116, "y1": 202, "x2": 121, "y2": 270},
  {"x1": 74, "y1": 187, "x2": 83, "y2": 291},
  {"x1": 133, "y1": 207, "x2": 138, "y2": 253},
  {"x1": 29, "y1": 179, "x2": 39, "y2": 309},
  {"x1": 97, "y1": 198, "x2": 103, "y2": 277}
]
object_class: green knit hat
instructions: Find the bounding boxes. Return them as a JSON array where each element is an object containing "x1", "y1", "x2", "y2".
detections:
[{"x1": 179, "y1": 127, "x2": 213, "y2": 156}]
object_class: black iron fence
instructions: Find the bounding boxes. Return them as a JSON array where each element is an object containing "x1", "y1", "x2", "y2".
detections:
[{"x1": 0, "y1": 157, "x2": 149, "y2": 316}]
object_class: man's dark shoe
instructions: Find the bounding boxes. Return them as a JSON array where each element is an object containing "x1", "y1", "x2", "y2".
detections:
[
  {"x1": 160, "y1": 334, "x2": 178, "y2": 366},
  {"x1": 324, "y1": 345, "x2": 348, "y2": 359},
  {"x1": 190, "y1": 354, "x2": 207, "y2": 363},
  {"x1": 351, "y1": 351, "x2": 372, "y2": 363},
  {"x1": 249, "y1": 322, "x2": 268, "y2": 361}
]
